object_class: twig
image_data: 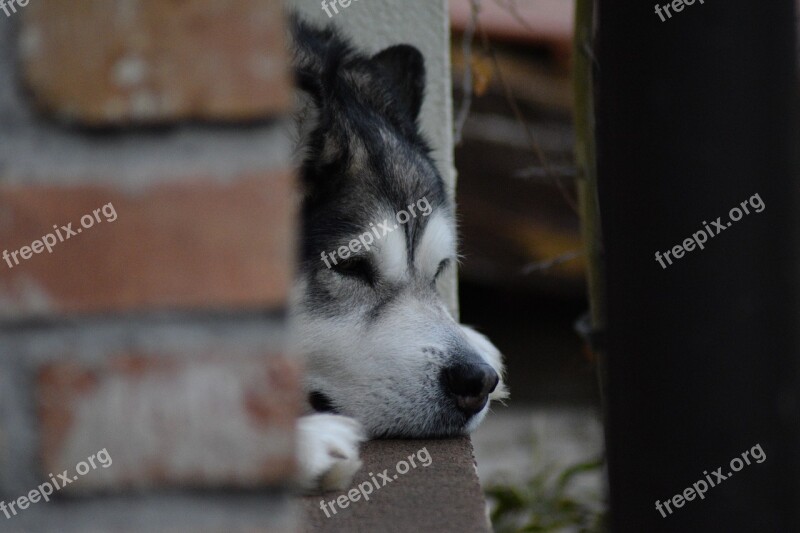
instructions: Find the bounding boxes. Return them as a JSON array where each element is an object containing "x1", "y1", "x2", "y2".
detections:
[
  {"x1": 573, "y1": 0, "x2": 609, "y2": 421},
  {"x1": 514, "y1": 165, "x2": 578, "y2": 181},
  {"x1": 475, "y1": 24, "x2": 580, "y2": 214},
  {"x1": 454, "y1": 0, "x2": 481, "y2": 145},
  {"x1": 522, "y1": 250, "x2": 583, "y2": 275},
  {"x1": 492, "y1": 0, "x2": 537, "y2": 34}
]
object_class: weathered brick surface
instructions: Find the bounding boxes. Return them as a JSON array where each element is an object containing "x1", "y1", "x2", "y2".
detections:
[
  {"x1": 6, "y1": 493, "x2": 299, "y2": 533},
  {"x1": 0, "y1": 171, "x2": 295, "y2": 319},
  {"x1": 37, "y1": 352, "x2": 300, "y2": 491},
  {"x1": 19, "y1": 0, "x2": 291, "y2": 125},
  {"x1": 0, "y1": 0, "x2": 302, "y2": 528}
]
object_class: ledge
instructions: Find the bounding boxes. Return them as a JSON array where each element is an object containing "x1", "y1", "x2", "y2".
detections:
[{"x1": 301, "y1": 437, "x2": 490, "y2": 532}]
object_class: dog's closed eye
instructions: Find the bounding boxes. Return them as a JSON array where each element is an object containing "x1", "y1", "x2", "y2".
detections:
[
  {"x1": 332, "y1": 256, "x2": 375, "y2": 284},
  {"x1": 434, "y1": 258, "x2": 451, "y2": 280}
]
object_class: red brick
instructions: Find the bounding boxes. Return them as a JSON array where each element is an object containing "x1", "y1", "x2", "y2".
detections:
[
  {"x1": 0, "y1": 171, "x2": 295, "y2": 318},
  {"x1": 19, "y1": 0, "x2": 291, "y2": 125},
  {"x1": 37, "y1": 353, "x2": 301, "y2": 491}
]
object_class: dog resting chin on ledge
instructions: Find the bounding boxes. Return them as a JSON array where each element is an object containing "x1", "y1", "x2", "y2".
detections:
[{"x1": 288, "y1": 16, "x2": 508, "y2": 493}]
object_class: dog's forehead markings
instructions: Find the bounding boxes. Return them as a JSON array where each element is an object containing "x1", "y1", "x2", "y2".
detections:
[
  {"x1": 415, "y1": 212, "x2": 455, "y2": 275},
  {"x1": 378, "y1": 126, "x2": 399, "y2": 146},
  {"x1": 344, "y1": 68, "x2": 374, "y2": 93},
  {"x1": 347, "y1": 136, "x2": 368, "y2": 173},
  {"x1": 376, "y1": 225, "x2": 408, "y2": 282}
]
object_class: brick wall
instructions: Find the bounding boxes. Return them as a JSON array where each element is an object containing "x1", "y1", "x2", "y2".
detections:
[{"x1": 0, "y1": 1, "x2": 300, "y2": 531}]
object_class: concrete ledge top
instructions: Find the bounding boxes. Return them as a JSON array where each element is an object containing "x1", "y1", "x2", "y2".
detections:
[{"x1": 301, "y1": 436, "x2": 490, "y2": 533}]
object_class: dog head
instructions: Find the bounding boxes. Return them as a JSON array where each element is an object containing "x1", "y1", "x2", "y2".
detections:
[{"x1": 289, "y1": 19, "x2": 507, "y2": 438}]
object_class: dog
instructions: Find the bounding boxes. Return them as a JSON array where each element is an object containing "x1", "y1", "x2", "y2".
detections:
[{"x1": 288, "y1": 17, "x2": 508, "y2": 492}]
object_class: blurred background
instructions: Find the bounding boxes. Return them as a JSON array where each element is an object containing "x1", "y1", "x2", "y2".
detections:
[{"x1": 448, "y1": 1, "x2": 607, "y2": 530}]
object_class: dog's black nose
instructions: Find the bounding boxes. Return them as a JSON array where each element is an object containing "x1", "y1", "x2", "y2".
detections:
[{"x1": 443, "y1": 362, "x2": 499, "y2": 416}]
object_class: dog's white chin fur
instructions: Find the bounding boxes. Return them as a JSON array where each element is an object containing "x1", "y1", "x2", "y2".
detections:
[{"x1": 295, "y1": 325, "x2": 507, "y2": 493}]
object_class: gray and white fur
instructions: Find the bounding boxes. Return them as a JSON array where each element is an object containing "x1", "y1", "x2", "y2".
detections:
[{"x1": 288, "y1": 17, "x2": 508, "y2": 492}]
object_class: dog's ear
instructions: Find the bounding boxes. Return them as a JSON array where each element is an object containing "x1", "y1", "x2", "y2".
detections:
[{"x1": 372, "y1": 45, "x2": 426, "y2": 121}]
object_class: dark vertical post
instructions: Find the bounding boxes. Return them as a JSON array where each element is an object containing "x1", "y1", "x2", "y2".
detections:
[{"x1": 595, "y1": 0, "x2": 800, "y2": 531}]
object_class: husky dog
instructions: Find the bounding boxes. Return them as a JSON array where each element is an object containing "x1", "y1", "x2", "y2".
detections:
[{"x1": 289, "y1": 18, "x2": 508, "y2": 492}]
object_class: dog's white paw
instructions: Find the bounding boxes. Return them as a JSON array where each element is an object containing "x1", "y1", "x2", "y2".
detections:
[{"x1": 296, "y1": 413, "x2": 365, "y2": 493}]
